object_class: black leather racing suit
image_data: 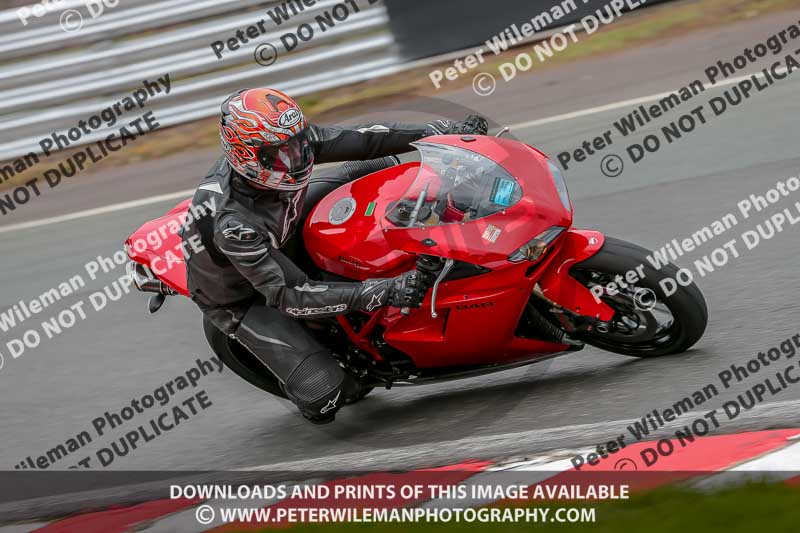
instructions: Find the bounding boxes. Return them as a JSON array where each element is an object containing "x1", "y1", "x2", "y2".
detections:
[{"x1": 182, "y1": 122, "x2": 435, "y2": 420}]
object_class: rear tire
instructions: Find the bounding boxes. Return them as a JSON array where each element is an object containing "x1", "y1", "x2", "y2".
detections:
[
  {"x1": 570, "y1": 237, "x2": 707, "y2": 357},
  {"x1": 202, "y1": 316, "x2": 288, "y2": 399}
]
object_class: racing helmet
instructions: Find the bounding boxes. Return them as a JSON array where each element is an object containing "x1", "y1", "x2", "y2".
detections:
[{"x1": 219, "y1": 88, "x2": 314, "y2": 191}]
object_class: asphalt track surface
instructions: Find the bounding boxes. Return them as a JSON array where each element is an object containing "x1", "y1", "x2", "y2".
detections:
[{"x1": 2, "y1": 10, "x2": 800, "y2": 473}]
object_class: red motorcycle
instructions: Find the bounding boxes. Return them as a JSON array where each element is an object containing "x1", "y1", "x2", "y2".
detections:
[{"x1": 125, "y1": 134, "x2": 707, "y2": 400}]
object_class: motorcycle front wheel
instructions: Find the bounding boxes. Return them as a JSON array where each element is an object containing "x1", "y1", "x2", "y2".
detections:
[{"x1": 570, "y1": 237, "x2": 708, "y2": 357}]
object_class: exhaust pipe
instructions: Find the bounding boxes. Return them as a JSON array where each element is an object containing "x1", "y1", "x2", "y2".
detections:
[{"x1": 126, "y1": 261, "x2": 176, "y2": 295}]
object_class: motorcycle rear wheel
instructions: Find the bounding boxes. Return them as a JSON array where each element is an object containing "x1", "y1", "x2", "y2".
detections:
[
  {"x1": 203, "y1": 317, "x2": 374, "y2": 403},
  {"x1": 570, "y1": 237, "x2": 707, "y2": 357},
  {"x1": 202, "y1": 316, "x2": 288, "y2": 399}
]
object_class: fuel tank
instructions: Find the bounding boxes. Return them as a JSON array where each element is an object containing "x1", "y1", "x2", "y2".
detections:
[{"x1": 303, "y1": 162, "x2": 419, "y2": 280}]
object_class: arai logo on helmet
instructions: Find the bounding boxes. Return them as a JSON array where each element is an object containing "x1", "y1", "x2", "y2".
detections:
[{"x1": 278, "y1": 108, "x2": 302, "y2": 128}]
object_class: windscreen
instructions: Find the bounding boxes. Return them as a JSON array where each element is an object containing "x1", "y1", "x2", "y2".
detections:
[{"x1": 385, "y1": 143, "x2": 522, "y2": 228}]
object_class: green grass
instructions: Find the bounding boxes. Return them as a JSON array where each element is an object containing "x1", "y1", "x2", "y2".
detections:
[
  {"x1": 477, "y1": 0, "x2": 799, "y2": 75},
  {"x1": 234, "y1": 482, "x2": 799, "y2": 533}
]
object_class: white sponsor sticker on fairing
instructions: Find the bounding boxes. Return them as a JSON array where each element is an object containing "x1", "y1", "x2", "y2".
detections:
[{"x1": 482, "y1": 224, "x2": 502, "y2": 243}]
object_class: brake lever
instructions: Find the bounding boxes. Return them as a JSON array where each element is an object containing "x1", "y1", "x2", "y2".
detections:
[
  {"x1": 400, "y1": 257, "x2": 454, "y2": 317},
  {"x1": 430, "y1": 258, "x2": 454, "y2": 318}
]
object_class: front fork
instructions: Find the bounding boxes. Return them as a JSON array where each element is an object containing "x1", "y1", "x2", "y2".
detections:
[
  {"x1": 535, "y1": 229, "x2": 616, "y2": 332},
  {"x1": 532, "y1": 285, "x2": 611, "y2": 334}
]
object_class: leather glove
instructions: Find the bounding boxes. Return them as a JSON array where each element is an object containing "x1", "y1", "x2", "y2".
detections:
[
  {"x1": 357, "y1": 270, "x2": 431, "y2": 312},
  {"x1": 426, "y1": 115, "x2": 489, "y2": 136}
]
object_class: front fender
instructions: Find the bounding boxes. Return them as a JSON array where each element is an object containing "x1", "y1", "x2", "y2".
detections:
[{"x1": 538, "y1": 229, "x2": 615, "y2": 321}]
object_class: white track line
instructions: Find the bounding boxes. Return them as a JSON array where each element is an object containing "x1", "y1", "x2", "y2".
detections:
[
  {"x1": 421, "y1": 455, "x2": 586, "y2": 510},
  {"x1": 0, "y1": 523, "x2": 50, "y2": 533},
  {"x1": 728, "y1": 440, "x2": 800, "y2": 471},
  {"x1": 693, "y1": 439, "x2": 800, "y2": 489},
  {"x1": 243, "y1": 399, "x2": 800, "y2": 473},
  {"x1": 507, "y1": 66, "x2": 789, "y2": 130},
  {"x1": 0, "y1": 189, "x2": 194, "y2": 235},
  {"x1": 0, "y1": 66, "x2": 789, "y2": 235}
]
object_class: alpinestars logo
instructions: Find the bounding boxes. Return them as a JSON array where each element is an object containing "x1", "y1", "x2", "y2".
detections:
[
  {"x1": 365, "y1": 290, "x2": 385, "y2": 312},
  {"x1": 320, "y1": 390, "x2": 341, "y2": 414},
  {"x1": 285, "y1": 304, "x2": 347, "y2": 317},
  {"x1": 222, "y1": 224, "x2": 257, "y2": 241}
]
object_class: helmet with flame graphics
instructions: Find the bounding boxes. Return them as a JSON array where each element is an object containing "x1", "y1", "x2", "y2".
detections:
[{"x1": 219, "y1": 88, "x2": 314, "y2": 191}]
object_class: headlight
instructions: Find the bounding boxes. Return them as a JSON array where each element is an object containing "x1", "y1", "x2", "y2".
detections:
[
  {"x1": 548, "y1": 161, "x2": 572, "y2": 213},
  {"x1": 508, "y1": 226, "x2": 565, "y2": 263}
]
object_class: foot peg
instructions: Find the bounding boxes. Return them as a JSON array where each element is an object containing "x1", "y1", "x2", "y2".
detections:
[
  {"x1": 148, "y1": 293, "x2": 166, "y2": 314},
  {"x1": 550, "y1": 306, "x2": 607, "y2": 334}
]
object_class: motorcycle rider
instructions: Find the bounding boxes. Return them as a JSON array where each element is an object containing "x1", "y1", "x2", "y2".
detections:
[{"x1": 182, "y1": 87, "x2": 488, "y2": 423}]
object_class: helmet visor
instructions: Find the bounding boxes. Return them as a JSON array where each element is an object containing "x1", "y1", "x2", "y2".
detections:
[{"x1": 257, "y1": 128, "x2": 314, "y2": 180}]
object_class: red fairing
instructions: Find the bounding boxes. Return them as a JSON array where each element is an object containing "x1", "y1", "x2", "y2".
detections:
[
  {"x1": 538, "y1": 230, "x2": 615, "y2": 321},
  {"x1": 301, "y1": 135, "x2": 607, "y2": 368},
  {"x1": 125, "y1": 199, "x2": 191, "y2": 296},
  {"x1": 126, "y1": 135, "x2": 615, "y2": 370},
  {"x1": 302, "y1": 162, "x2": 419, "y2": 280},
  {"x1": 304, "y1": 136, "x2": 574, "y2": 277}
]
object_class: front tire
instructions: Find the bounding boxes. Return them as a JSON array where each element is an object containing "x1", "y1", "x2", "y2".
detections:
[{"x1": 570, "y1": 237, "x2": 707, "y2": 357}]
